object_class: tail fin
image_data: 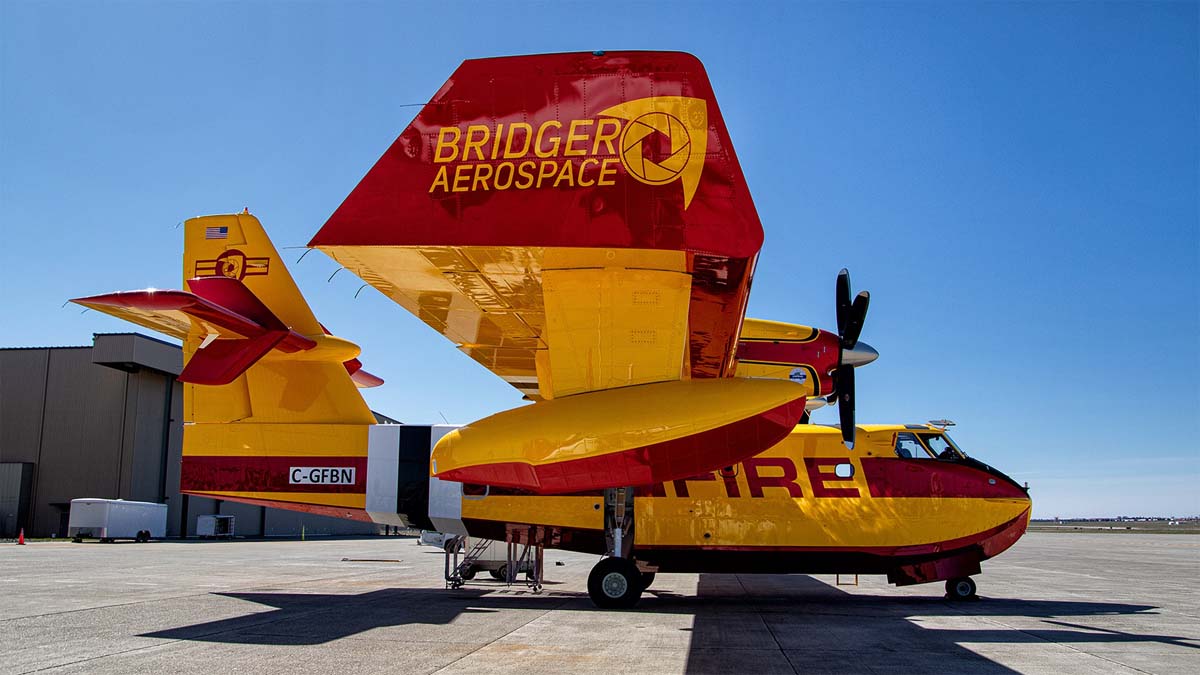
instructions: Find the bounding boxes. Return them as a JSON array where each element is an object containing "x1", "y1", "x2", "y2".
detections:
[
  {"x1": 73, "y1": 212, "x2": 378, "y2": 426},
  {"x1": 184, "y1": 212, "x2": 321, "y2": 338},
  {"x1": 73, "y1": 212, "x2": 385, "y2": 519}
]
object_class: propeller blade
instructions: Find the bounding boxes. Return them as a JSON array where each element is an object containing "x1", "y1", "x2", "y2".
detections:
[
  {"x1": 837, "y1": 367, "x2": 856, "y2": 449},
  {"x1": 841, "y1": 290, "x2": 870, "y2": 349},
  {"x1": 836, "y1": 268, "x2": 851, "y2": 336}
]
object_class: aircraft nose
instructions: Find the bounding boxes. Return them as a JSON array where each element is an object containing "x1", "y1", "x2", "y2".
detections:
[{"x1": 842, "y1": 341, "x2": 879, "y2": 367}]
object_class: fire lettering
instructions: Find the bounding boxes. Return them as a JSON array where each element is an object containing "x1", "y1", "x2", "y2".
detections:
[
  {"x1": 804, "y1": 458, "x2": 861, "y2": 498},
  {"x1": 743, "y1": 457, "x2": 805, "y2": 498},
  {"x1": 644, "y1": 457, "x2": 863, "y2": 499}
]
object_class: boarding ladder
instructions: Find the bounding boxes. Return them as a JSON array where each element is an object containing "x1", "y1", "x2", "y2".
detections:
[
  {"x1": 444, "y1": 536, "x2": 490, "y2": 589},
  {"x1": 442, "y1": 526, "x2": 545, "y2": 592}
]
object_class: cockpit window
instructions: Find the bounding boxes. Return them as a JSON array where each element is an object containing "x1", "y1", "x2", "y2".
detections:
[
  {"x1": 921, "y1": 433, "x2": 966, "y2": 459},
  {"x1": 895, "y1": 433, "x2": 934, "y2": 459}
]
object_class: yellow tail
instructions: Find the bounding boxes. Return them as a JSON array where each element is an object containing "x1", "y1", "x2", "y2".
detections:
[
  {"x1": 179, "y1": 212, "x2": 375, "y2": 426},
  {"x1": 73, "y1": 213, "x2": 380, "y2": 515}
]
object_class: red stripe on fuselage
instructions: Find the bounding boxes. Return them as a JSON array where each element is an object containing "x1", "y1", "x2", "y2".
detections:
[
  {"x1": 859, "y1": 458, "x2": 1027, "y2": 499},
  {"x1": 182, "y1": 492, "x2": 374, "y2": 523},
  {"x1": 181, "y1": 456, "x2": 366, "y2": 494}
]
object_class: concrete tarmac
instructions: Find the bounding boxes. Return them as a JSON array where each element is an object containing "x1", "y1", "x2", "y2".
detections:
[{"x1": 1, "y1": 533, "x2": 1196, "y2": 674}]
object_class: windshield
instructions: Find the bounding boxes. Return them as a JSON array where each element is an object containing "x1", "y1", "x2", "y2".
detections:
[
  {"x1": 921, "y1": 433, "x2": 966, "y2": 459},
  {"x1": 895, "y1": 433, "x2": 934, "y2": 459}
]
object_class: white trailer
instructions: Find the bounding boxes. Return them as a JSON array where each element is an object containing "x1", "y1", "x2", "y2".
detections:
[{"x1": 68, "y1": 498, "x2": 167, "y2": 542}]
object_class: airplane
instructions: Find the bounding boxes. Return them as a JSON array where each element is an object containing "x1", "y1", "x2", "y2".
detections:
[{"x1": 72, "y1": 51, "x2": 1032, "y2": 609}]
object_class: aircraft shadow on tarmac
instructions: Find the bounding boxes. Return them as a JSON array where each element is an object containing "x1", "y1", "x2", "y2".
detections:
[{"x1": 142, "y1": 574, "x2": 1196, "y2": 674}]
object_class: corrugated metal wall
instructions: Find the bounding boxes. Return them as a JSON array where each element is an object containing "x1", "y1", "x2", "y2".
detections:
[{"x1": 0, "y1": 335, "x2": 378, "y2": 538}]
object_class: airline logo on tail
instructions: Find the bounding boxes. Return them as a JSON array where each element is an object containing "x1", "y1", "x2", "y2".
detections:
[
  {"x1": 428, "y1": 96, "x2": 708, "y2": 208},
  {"x1": 194, "y1": 249, "x2": 270, "y2": 281}
]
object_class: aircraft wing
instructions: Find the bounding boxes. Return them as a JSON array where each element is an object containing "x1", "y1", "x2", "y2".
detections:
[{"x1": 310, "y1": 52, "x2": 764, "y2": 402}]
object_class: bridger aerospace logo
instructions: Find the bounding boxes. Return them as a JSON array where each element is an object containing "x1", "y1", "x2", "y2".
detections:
[{"x1": 428, "y1": 96, "x2": 708, "y2": 208}]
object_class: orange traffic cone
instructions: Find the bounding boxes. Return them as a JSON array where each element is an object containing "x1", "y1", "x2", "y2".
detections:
[{"x1": 17, "y1": 528, "x2": 25, "y2": 545}]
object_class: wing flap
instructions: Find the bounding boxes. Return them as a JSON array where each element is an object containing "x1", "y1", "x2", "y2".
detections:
[{"x1": 541, "y1": 267, "x2": 691, "y2": 398}]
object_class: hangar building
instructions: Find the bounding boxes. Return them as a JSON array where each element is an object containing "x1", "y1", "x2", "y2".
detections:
[{"x1": 0, "y1": 333, "x2": 384, "y2": 539}]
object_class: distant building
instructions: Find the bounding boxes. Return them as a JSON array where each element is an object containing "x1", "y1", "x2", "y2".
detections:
[{"x1": 0, "y1": 333, "x2": 385, "y2": 539}]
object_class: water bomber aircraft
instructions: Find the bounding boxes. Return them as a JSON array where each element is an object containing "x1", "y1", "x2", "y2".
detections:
[{"x1": 74, "y1": 51, "x2": 1031, "y2": 608}]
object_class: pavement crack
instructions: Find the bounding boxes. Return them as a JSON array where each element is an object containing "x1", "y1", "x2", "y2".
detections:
[{"x1": 738, "y1": 574, "x2": 799, "y2": 675}]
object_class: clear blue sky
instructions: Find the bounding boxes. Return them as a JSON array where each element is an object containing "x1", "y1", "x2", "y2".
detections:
[{"x1": 2, "y1": 1, "x2": 1196, "y2": 518}]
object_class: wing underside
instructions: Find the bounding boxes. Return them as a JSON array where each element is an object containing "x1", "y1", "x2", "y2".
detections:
[{"x1": 319, "y1": 244, "x2": 712, "y2": 401}]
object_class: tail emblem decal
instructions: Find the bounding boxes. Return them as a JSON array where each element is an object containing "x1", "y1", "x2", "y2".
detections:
[
  {"x1": 195, "y1": 249, "x2": 270, "y2": 281},
  {"x1": 602, "y1": 96, "x2": 708, "y2": 208}
]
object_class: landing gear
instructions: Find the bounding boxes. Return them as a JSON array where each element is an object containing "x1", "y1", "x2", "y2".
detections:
[
  {"x1": 588, "y1": 557, "x2": 642, "y2": 609},
  {"x1": 945, "y1": 576, "x2": 977, "y2": 600},
  {"x1": 587, "y1": 487, "x2": 645, "y2": 609}
]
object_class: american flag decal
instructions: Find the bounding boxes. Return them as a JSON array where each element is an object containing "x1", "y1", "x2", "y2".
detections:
[{"x1": 205, "y1": 226, "x2": 229, "y2": 239}]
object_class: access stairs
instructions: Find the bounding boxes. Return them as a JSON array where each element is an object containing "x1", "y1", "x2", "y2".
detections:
[{"x1": 444, "y1": 524, "x2": 544, "y2": 592}]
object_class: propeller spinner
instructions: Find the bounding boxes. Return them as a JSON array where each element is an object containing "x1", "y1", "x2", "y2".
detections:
[{"x1": 829, "y1": 268, "x2": 876, "y2": 449}]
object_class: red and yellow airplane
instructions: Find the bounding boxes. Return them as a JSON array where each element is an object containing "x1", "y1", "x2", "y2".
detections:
[{"x1": 73, "y1": 51, "x2": 1030, "y2": 609}]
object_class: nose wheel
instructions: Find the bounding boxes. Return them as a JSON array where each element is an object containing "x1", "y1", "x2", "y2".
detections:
[{"x1": 945, "y1": 576, "x2": 978, "y2": 600}]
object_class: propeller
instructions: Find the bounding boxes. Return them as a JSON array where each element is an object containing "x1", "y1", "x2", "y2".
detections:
[{"x1": 828, "y1": 268, "x2": 875, "y2": 449}]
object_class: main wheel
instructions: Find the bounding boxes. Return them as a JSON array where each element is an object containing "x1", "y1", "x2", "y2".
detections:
[
  {"x1": 587, "y1": 557, "x2": 642, "y2": 609},
  {"x1": 945, "y1": 576, "x2": 977, "y2": 600}
]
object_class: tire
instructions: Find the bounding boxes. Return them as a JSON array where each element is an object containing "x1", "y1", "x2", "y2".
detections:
[
  {"x1": 459, "y1": 566, "x2": 476, "y2": 581},
  {"x1": 639, "y1": 572, "x2": 656, "y2": 592},
  {"x1": 587, "y1": 557, "x2": 642, "y2": 609},
  {"x1": 945, "y1": 576, "x2": 977, "y2": 600},
  {"x1": 490, "y1": 566, "x2": 508, "y2": 581}
]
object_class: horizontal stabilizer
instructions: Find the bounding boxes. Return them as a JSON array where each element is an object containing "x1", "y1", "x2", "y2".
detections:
[
  {"x1": 73, "y1": 287, "x2": 271, "y2": 342},
  {"x1": 72, "y1": 277, "x2": 319, "y2": 385}
]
